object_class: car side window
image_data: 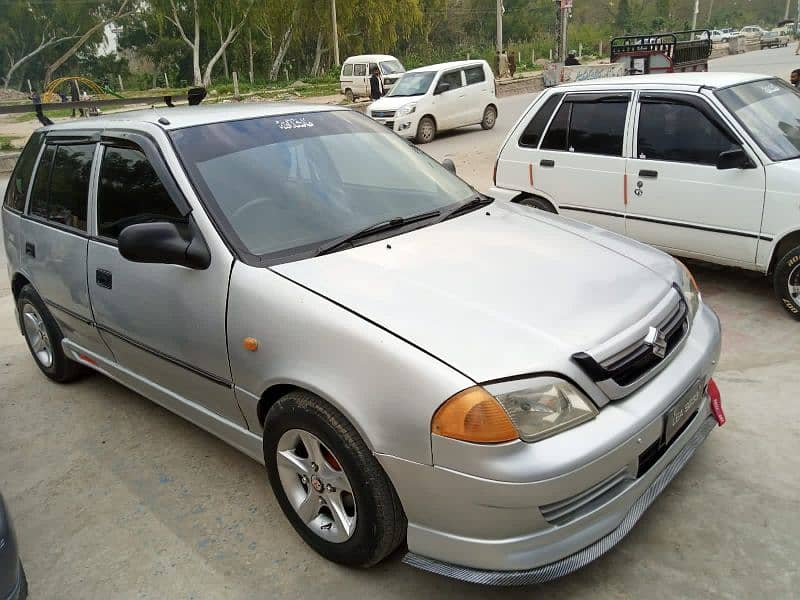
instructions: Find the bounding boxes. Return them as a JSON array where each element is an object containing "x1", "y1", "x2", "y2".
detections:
[
  {"x1": 28, "y1": 143, "x2": 93, "y2": 231},
  {"x1": 464, "y1": 66, "x2": 485, "y2": 85},
  {"x1": 519, "y1": 93, "x2": 563, "y2": 148},
  {"x1": 97, "y1": 146, "x2": 186, "y2": 241},
  {"x1": 637, "y1": 101, "x2": 739, "y2": 165},
  {"x1": 568, "y1": 99, "x2": 629, "y2": 156},
  {"x1": 3, "y1": 131, "x2": 44, "y2": 212},
  {"x1": 540, "y1": 103, "x2": 570, "y2": 151},
  {"x1": 353, "y1": 64, "x2": 366, "y2": 77},
  {"x1": 440, "y1": 70, "x2": 463, "y2": 90},
  {"x1": 342, "y1": 64, "x2": 353, "y2": 77}
]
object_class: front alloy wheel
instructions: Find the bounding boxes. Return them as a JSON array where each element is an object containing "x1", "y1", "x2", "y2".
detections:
[
  {"x1": 22, "y1": 303, "x2": 54, "y2": 368},
  {"x1": 276, "y1": 429, "x2": 357, "y2": 543},
  {"x1": 774, "y1": 245, "x2": 800, "y2": 320}
]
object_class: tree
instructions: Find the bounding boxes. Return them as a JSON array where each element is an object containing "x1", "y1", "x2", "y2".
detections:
[
  {"x1": 43, "y1": 0, "x2": 137, "y2": 85},
  {"x1": 616, "y1": 0, "x2": 631, "y2": 32},
  {"x1": 161, "y1": 0, "x2": 254, "y2": 86},
  {"x1": 0, "y1": 0, "x2": 76, "y2": 90}
]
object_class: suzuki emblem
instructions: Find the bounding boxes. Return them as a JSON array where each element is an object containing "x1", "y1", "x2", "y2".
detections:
[{"x1": 644, "y1": 326, "x2": 668, "y2": 359}]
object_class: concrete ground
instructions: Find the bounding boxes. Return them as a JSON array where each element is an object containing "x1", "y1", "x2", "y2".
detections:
[{"x1": 2, "y1": 47, "x2": 800, "y2": 598}]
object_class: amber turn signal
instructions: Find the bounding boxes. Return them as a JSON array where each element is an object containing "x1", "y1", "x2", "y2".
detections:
[{"x1": 432, "y1": 386, "x2": 518, "y2": 444}]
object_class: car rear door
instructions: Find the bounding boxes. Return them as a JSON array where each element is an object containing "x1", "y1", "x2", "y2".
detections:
[
  {"x1": 86, "y1": 133, "x2": 246, "y2": 427},
  {"x1": 353, "y1": 63, "x2": 368, "y2": 96},
  {"x1": 529, "y1": 91, "x2": 632, "y2": 234},
  {"x1": 433, "y1": 69, "x2": 467, "y2": 129},
  {"x1": 463, "y1": 65, "x2": 491, "y2": 123},
  {"x1": 625, "y1": 92, "x2": 766, "y2": 265},
  {"x1": 21, "y1": 132, "x2": 112, "y2": 360}
]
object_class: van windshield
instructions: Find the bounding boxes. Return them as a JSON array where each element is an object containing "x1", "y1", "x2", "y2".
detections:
[
  {"x1": 380, "y1": 60, "x2": 405, "y2": 75},
  {"x1": 388, "y1": 72, "x2": 436, "y2": 97},
  {"x1": 170, "y1": 111, "x2": 475, "y2": 262},
  {"x1": 716, "y1": 78, "x2": 800, "y2": 161}
]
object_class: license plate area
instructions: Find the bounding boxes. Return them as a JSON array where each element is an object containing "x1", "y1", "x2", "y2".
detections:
[{"x1": 664, "y1": 380, "x2": 704, "y2": 445}]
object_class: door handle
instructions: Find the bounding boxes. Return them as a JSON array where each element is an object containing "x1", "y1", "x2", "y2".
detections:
[
  {"x1": 24, "y1": 242, "x2": 35, "y2": 258},
  {"x1": 639, "y1": 169, "x2": 658, "y2": 178},
  {"x1": 96, "y1": 269, "x2": 112, "y2": 290},
  {"x1": 540, "y1": 159, "x2": 555, "y2": 167}
]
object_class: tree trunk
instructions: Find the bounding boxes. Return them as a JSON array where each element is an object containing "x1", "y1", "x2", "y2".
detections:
[
  {"x1": 786, "y1": 0, "x2": 792, "y2": 21},
  {"x1": 311, "y1": 29, "x2": 324, "y2": 77},
  {"x1": 3, "y1": 35, "x2": 75, "y2": 90},
  {"x1": 248, "y1": 29, "x2": 254, "y2": 84},
  {"x1": 191, "y1": 4, "x2": 202, "y2": 86},
  {"x1": 706, "y1": 0, "x2": 715, "y2": 24},
  {"x1": 216, "y1": 16, "x2": 230, "y2": 79},
  {"x1": 44, "y1": 1, "x2": 133, "y2": 85},
  {"x1": 270, "y1": 20, "x2": 295, "y2": 81}
]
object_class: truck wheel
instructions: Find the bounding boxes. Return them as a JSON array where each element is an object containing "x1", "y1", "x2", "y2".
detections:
[
  {"x1": 345, "y1": 89, "x2": 354, "y2": 103},
  {"x1": 17, "y1": 284, "x2": 87, "y2": 382},
  {"x1": 773, "y1": 245, "x2": 800, "y2": 320},
  {"x1": 263, "y1": 390, "x2": 406, "y2": 567}
]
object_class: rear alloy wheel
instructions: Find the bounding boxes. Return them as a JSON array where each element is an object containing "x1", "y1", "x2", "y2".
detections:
[
  {"x1": 263, "y1": 390, "x2": 406, "y2": 567},
  {"x1": 415, "y1": 116, "x2": 436, "y2": 144},
  {"x1": 774, "y1": 245, "x2": 800, "y2": 320},
  {"x1": 481, "y1": 105, "x2": 497, "y2": 130}
]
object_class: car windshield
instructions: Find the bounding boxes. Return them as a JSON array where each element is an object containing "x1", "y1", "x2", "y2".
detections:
[
  {"x1": 170, "y1": 111, "x2": 475, "y2": 261},
  {"x1": 388, "y1": 72, "x2": 435, "y2": 97},
  {"x1": 380, "y1": 60, "x2": 405, "y2": 75},
  {"x1": 716, "y1": 79, "x2": 800, "y2": 161}
]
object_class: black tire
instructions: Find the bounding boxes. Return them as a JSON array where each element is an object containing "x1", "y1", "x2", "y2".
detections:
[
  {"x1": 345, "y1": 88, "x2": 354, "y2": 103},
  {"x1": 415, "y1": 116, "x2": 436, "y2": 144},
  {"x1": 263, "y1": 390, "x2": 406, "y2": 567},
  {"x1": 17, "y1": 284, "x2": 87, "y2": 382},
  {"x1": 773, "y1": 245, "x2": 800, "y2": 320},
  {"x1": 481, "y1": 105, "x2": 497, "y2": 130},
  {"x1": 18, "y1": 562, "x2": 28, "y2": 600},
  {"x1": 515, "y1": 195, "x2": 557, "y2": 213}
]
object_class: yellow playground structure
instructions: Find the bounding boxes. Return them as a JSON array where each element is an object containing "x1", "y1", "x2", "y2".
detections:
[{"x1": 42, "y1": 76, "x2": 123, "y2": 103}]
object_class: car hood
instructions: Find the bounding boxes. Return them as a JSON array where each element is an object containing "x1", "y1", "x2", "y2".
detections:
[
  {"x1": 368, "y1": 96, "x2": 424, "y2": 112},
  {"x1": 272, "y1": 204, "x2": 675, "y2": 383}
]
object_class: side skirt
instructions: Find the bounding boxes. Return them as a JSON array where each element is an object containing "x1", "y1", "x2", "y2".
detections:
[{"x1": 62, "y1": 339, "x2": 265, "y2": 464}]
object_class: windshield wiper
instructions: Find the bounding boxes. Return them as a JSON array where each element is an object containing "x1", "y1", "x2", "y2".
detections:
[
  {"x1": 316, "y1": 210, "x2": 441, "y2": 256},
  {"x1": 440, "y1": 195, "x2": 494, "y2": 222}
]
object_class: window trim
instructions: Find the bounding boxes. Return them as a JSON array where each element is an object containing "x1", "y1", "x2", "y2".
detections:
[
  {"x1": 634, "y1": 91, "x2": 746, "y2": 166},
  {"x1": 3, "y1": 131, "x2": 45, "y2": 214}
]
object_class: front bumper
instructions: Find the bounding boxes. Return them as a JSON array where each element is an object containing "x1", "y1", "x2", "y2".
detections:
[
  {"x1": 370, "y1": 113, "x2": 419, "y2": 138},
  {"x1": 404, "y1": 417, "x2": 716, "y2": 585},
  {"x1": 378, "y1": 303, "x2": 721, "y2": 582}
]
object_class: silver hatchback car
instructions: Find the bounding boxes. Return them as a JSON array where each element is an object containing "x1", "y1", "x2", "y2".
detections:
[{"x1": 2, "y1": 104, "x2": 724, "y2": 584}]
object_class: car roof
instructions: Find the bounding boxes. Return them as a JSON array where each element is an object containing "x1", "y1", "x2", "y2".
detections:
[
  {"x1": 344, "y1": 54, "x2": 398, "y2": 62},
  {"x1": 558, "y1": 72, "x2": 771, "y2": 91},
  {"x1": 407, "y1": 60, "x2": 487, "y2": 74},
  {"x1": 37, "y1": 102, "x2": 346, "y2": 132}
]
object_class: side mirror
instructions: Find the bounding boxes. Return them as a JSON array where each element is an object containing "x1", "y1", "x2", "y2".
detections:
[
  {"x1": 118, "y1": 220, "x2": 210, "y2": 270},
  {"x1": 435, "y1": 82, "x2": 451, "y2": 95},
  {"x1": 441, "y1": 158, "x2": 457, "y2": 175},
  {"x1": 716, "y1": 148, "x2": 754, "y2": 170}
]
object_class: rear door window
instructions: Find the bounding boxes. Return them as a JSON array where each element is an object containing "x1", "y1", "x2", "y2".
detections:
[
  {"x1": 3, "y1": 132, "x2": 44, "y2": 212},
  {"x1": 519, "y1": 93, "x2": 563, "y2": 148},
  {"x1": 353, "y1": 64, "x2": 367, "y2": 77},
  {"x1": 464, "y1": 66, "x2": 486, "y2": 85},
  {"x1": 97, "y1": 145, "x2": 186, "y2": 240},
  {"x1": 28, "y1": 143, "x2": 93, "y2": 231},
  {"x1": 342, "y1": 63, "x2": 353, "y2": 77},
  {"x1": 567, "y1": 98, "x2": 629, "y2": 156},
  {"x1": 541, "y1": 103, "x2": 570, "y2": 151}
]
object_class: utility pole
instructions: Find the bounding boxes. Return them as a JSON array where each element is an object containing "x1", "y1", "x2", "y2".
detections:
[
  {"x1": 691, "y1": 0, "x2": 699, "y2": 31},
  {"x1": 496, "y1": 0, "x2": 503, "y2": 53},
  {"x1": 785, "y1": 0, "x2": 792, "y2": 21},
  {"x1": 331, "y1": 0, "x2": 340, "y2": 67},
  {"x1": 561, "y1": 1, "x2": 569, "y2": 62}
]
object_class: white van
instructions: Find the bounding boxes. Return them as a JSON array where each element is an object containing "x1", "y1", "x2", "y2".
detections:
[
  {"x1": 367, "y1": 60, "x2": 497, "y2": 144},
  {"x1": 490, "y1": 72, "x2": 800, "y2": 319},
  {"x1": 340, "y1": 54, "x2": 405, "y2": 102}
]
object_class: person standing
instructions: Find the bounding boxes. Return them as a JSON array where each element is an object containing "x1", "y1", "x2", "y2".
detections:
[
  {"x1": 499, "y1": 50, "x2": 510, "y2": 78},
  {"x1": 369, "y1": 66, "x2": 383, "y2": 101},
  {"x1": 508, "y1": 49, "x2": 517, "y2": 77}
]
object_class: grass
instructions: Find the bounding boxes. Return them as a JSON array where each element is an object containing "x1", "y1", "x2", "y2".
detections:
[
  {"x1": 0, "y1": 135, "x2": 21, "y2": 151},
  {"x1": 12, "y1": 108, "x2": 74, "y2": 123}
]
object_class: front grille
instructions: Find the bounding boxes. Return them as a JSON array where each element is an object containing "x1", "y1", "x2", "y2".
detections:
[
  {"x1": 572, "y1": 288, "x2": 689, "y2": 398},
  {"x1": 371, "y1": 110, "x2": 396, "y2": 118},
  {"x1": 603, "y1": 298, "x2": 688, "y2": 386},
  {"x1": 540, "y1": 468, "x2": 633, "y2": 526}
]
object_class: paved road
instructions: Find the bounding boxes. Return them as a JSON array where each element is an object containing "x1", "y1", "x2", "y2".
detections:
[
  {"x1": 711, "y1": 42, "x2": 800, "y2": 78},
  {"x1": 1, "y1": 63, "x2": 800, "y2": 598}
]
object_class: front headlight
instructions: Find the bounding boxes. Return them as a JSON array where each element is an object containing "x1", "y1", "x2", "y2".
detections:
[
  {"x1": 431, "y1": 379, "x2": 598, "y2": 444},
  {"x1": 396, "y1": 103, "x2": 417, "y2": 117},
  {"x1": 676, "y1": 260, "x2": 700, "y2": 322}
]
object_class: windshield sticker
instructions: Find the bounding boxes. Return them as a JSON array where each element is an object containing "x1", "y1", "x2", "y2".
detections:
[
  {"x1": 275, "y1": 117, "x2": 315, "y2": 130},
  {"x1": 758, "y1": 82, "x2": 782, "y2": 95}
]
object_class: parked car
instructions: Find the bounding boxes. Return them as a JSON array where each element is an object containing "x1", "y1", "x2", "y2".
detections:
[
  {"x1": 0, "y1": 493, "x2": 27, "y2": 600},
  {"x1": 339, "y1": 54, "x2": 405, "y2": 102},
  {"x1": 740, "y1": 25, "x2": 767, "y2": 38},
  {"x1": 3, "y1": 104, "x2": 724, "y2": 583},
  {"x1": 760, "y1": 31, "x2": 789, "y2": 48},
  {"x1": 491, "y1": 72, "x2": 800, "y2": 319},
  {"x1": 367, "y1": 59, "x2": 497, "y2": 143},
  {"x1": 700, "y1": 29, "x2": 725, "y2": 42}
]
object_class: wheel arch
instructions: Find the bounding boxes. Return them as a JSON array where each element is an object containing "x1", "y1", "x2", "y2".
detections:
[
  {"x1": 510, "y1": 192, "x2": 558, "y2": 213},
  {"x1": 11, "y1": 272, "x2": 32, "y2": 301},
  {"x1": 768, "y1": 229, "x2": 800, "y2": 274}
]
